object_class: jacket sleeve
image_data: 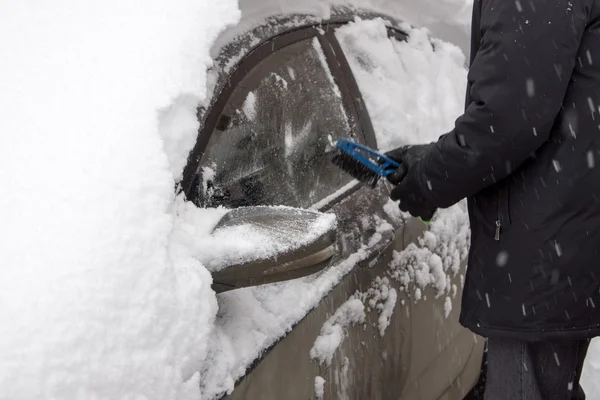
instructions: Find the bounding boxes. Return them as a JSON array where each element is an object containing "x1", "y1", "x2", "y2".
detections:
[{"x1": 415, "y1": 0, "x2": 590, "y2": 208}]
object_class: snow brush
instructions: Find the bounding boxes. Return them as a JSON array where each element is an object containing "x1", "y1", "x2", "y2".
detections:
[{"x1": 330, "y1": 138, "x2": 433, "y2": 224}]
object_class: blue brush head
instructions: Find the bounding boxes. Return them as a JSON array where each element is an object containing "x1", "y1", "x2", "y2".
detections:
[
  {"x1": 335, "y1": 138, "x2": 399, "y2": 176},
  {"x1": 331, "y1": 138, "x2": 403, "y2": 187},
  {"x1": 330, "y1": 138, "x2": 432, "y2": 223}
]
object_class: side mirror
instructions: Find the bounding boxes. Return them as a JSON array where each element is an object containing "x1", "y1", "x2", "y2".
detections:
[{"x1": 209, "y1": 206, "x2": 337, "y2": 293}]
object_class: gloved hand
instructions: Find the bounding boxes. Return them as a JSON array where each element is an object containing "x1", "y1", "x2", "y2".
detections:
[
  {"x1": 384, "y1": 143, "x2": 437, "y2": 221},
  {"x1": 385, "y1": 143, "x2": 435, "y2": 169}
]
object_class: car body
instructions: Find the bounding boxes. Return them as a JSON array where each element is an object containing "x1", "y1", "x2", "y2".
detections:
[{"x1": 181, "y1": 2, "x2": 484, "y2": 399}]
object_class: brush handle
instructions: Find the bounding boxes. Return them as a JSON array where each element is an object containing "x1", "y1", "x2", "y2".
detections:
[
  {"x1": 385, "y1": 163, "x2": 408, "y2": 185},
  {"x1": 338, "y1": 139, "x2": 400, "y2": 166}
]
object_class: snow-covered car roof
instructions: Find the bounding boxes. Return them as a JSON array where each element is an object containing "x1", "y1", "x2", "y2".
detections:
[
  {"x1": 210, "y1": 0, "x2": 472, "y2": 63},
  {"x1": 203, "y1": 0, "x2": 471, "y2": 114}
]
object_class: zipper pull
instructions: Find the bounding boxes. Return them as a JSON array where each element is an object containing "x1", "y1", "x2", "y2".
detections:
[{"x1": 495, "y1": 220, "x2": 501, "y2": 241}]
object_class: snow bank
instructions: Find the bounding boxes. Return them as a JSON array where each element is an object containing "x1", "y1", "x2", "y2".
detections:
[{"x1": 0, "y1": 1, "x2": 239, "y2": 399}]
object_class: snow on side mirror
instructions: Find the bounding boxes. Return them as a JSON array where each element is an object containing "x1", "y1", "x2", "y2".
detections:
[{"x1": 209, "y1": 206, "x2": 337, "y2": 293}]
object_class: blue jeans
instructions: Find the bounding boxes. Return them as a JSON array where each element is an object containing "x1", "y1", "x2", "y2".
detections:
[{"x1": 484, "y1": 338, "x2": 590, "y2": 400}]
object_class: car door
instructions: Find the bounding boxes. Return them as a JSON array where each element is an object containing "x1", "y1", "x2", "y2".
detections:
[
  {"x1": 183, "y1": 24, "x2": 416, "y2": 400},
  {"x1": 333, "y1": 18, "x2": 483, "y2": 399}
]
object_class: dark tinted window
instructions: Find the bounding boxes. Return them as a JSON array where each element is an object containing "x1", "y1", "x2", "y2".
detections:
[{"x1": 197, "y1": 37, "x2": 360, "y2": 209}]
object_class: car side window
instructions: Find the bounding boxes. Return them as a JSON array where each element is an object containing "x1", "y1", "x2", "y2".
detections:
[{"x1": 197, "y1": 37, "x2": 360, "y2": 209}]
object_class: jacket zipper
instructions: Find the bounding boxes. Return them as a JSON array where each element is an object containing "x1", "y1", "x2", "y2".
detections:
[
  {"x1": 495, "y1": 219, "x2": 501, "y2": 241},
  {"x1": 495, "y1": 191, "x2": 501, "y2": 241}
]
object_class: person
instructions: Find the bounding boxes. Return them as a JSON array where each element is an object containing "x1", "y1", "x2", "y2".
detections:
[{"x1": 385, "y1": 0, "x2": 600, "y2": 399}]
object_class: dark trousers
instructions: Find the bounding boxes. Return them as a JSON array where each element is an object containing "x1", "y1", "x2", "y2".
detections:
[{"x1": 484, "y1": 338, "x2": 590, "y2": 400}]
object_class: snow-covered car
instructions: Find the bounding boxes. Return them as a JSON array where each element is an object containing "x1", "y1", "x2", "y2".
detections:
[
  {"x1": 6, "y1": 1, "x2": 600, "y2": 399},
  {"x1": 179, "y1": 2, "x2": 485, "y2": 400}
]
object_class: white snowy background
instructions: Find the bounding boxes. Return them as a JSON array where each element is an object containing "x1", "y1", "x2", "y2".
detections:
[{"x1": 0, "y1": 0, "x2": 598, "y2": 399}]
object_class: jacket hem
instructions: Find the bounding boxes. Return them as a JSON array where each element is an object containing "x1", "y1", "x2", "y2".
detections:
[{"x1": 460, "y1": 318, "x2": 600, "y2": 341}]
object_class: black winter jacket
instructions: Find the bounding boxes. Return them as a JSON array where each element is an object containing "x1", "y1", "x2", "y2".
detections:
[{"x1": 414, "y1": 0, "x2": 600, "y2": 340}]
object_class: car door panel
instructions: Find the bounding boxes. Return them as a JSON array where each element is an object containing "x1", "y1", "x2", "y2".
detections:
[{"x1": 398, "y1": 213, "x2": 479, "y2": 400}]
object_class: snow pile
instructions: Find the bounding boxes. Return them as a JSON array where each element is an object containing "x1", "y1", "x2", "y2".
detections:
[
  {"x1": 376, "y1": 286, "x2": 397, "y2": 336},
  {"x1": 0, "y1": 1, "x2": 239, "y2": 399},
  {"x1": 310, "y1": 298, "x2": 366, "y2": 366},
  {"x1": 171, "y1": 203, "x2": 336, "y2": 272},
  {"x1": 361, "y1": 277, "x2": 398, "y2": 336},
  {"x1": 389, "y1": 202, "x2": 470, "y2": 302},
  {"x1": 335, "y1": 18, "x2": 467, "y2": 151}
]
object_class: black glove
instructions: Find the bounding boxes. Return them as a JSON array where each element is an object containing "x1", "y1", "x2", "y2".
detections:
[
  {"x1": 385, "y1": 143, "x2": 435, "y2": 169},
  {"x1": 385, "y1": 143, "x2": 437, "y2": 221}
]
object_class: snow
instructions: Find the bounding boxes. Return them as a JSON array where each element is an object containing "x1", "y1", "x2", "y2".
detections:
[
  {"x1": 307, "y1": 275, "x2": 400, "y2": 366},
  {"x1": 377, "y1": 287, "x2": 398, "y2": 336},
  {"x1": 172, "y1": 203, "x2": 337, "y2": 272},
  {"x1": 160, "y1": 94, "x2": 207, "y2": 179},
  {"x1": 388, "y1": 203, "x2": 471, "y2": 302},
  {"x1": 0, "y1": 1, "x2": 239, "y2": 399},
  {"x1": 210, "y1": 0, "x2": 473, "y2": 69},
  {"x1": 314, "y1": 376, "x2": 326, "y2": 400},
  {"x1": 241, "y1": 91, "x2": 257, "y2": 120},
  {"x1": 335, "y1": 18, "x2": 467, "y2": 151},
  {"x1": 304, "y1": 204, "x2": 471, "y2": 372},
  {"x1": 358, "y1": 276, "x2": 399, "y2": 336},
  {"x1": 444, "y1": 296, "x2": 453, "y2": 318},
  {"x1": 310, "y1": 298, "x2": 366, "y2": 366}
]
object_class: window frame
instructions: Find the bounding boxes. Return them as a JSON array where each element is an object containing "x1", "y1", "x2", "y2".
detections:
[{"x1": 180, "y1": 17, "x2": 409, "y2": 209}]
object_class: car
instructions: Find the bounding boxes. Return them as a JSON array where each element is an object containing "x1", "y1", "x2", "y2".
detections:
[{"x1": 180, "y1": 2, "x2": 485, "y2": 399}]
